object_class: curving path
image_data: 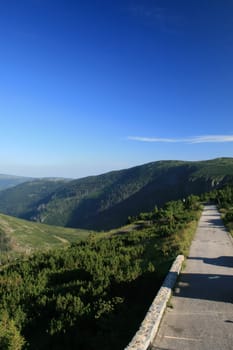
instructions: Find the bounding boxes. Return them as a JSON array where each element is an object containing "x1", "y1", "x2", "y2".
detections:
[{"x1": 151, "y1": 205, "x2": 233, "y2": 350}]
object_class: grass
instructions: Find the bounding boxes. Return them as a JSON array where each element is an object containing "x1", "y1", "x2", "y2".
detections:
[{"x1": 0, "y1": 213, "x2": 93, "y2": 260}]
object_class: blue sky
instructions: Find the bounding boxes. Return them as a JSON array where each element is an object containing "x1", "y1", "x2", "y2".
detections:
[{"x1": 1, "y1": 0, "x2": 233, "y2": 178}]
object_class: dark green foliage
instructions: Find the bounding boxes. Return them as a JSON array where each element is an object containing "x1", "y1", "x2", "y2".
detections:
[
  {"x1": 202, "y1": 185, "x2": 233, "y2": 208},
  {"x1": 0, "y1": 199, "x2": 201, "y2": 349},
  {"x1": 200, "y1": 184, "x2": 233, "y2": 236},
  {"x1": 216, "y1": 186, "x2": 233, "y2": 209},
  {"x1": 0, "y1": 158, "x2": 232, "y2": 230},
  {"x1": 0, "y1": 311, "x2": 25, "y2": 350},
  {"x1": 0, "y1": 179, "x2": 68, "y2": 220},
  {"x1": 204, "y1": 185, "x2": 233, "y2": 233}
]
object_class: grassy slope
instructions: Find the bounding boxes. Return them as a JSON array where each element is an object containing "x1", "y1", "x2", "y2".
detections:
[{"x1": 0, "y1": 213, "x2": 92, "y2": 260}]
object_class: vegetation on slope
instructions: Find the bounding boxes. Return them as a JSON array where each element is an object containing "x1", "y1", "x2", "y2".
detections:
[
  {"x1": 0, "y1": 214, "x2": 92, "y2": 264},
  {"x1": 0, "y1": 158, "x2": 232, "y2": 231},
  {"x1": 203, "y1": 185, "x2": 233, "y2": 235},
  {"x1": 0, "y1": 179, "x2": 68, "y2": 220},
  {"x1": 0, "y1": 196, "x2": 201, "y2": 350}
]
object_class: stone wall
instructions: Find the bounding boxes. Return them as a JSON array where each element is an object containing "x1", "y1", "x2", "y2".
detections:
[{"x1": 125, "y1": 254, "x2": 184, "y2": 350}]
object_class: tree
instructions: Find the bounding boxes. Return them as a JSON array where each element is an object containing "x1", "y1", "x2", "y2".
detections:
[{"x1": 0, "y1": 311, "x2": 25, "y2": 350}]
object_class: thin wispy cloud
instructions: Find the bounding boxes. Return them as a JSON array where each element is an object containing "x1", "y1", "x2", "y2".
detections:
[
  {"x1": 129, "y1": 2, "x2": 184, "y2": 33},
  {"x1": 128, "y1": 135, "x2": 233, "y2": 144}
]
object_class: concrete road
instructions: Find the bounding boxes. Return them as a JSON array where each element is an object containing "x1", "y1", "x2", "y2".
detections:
[{"x1": 151, "y1": 205, "x2": 233, "y2": 350}]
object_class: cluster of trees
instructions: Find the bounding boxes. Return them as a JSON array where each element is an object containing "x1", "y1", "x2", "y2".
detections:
[
  {"x1": 0, "y1": 196, "x2": 202, "y2": 349},
  {"x1": 202, "y1": 185, "x2": 233, "y2": 232}
]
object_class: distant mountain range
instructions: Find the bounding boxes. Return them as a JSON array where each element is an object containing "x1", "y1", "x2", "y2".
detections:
[
  {"x1": 0, "y1": 174, "x2": 34, "y2": 191},
  {"x1": 0, "y1": 174, "x2": 71, "y2": 191},
  {"x1": 0, "y1": 158, "x2": 233, "y2": 230}
]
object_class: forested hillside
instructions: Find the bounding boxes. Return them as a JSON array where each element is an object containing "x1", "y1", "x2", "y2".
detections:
[
  {"x1": 0, "y1": 158, "x2": 233, "y2": 230},
  {"x1": 0, "y1": 196, "x2": 202, "y2": 350},
  {"x1": 0, "y1": 178, "x2": 68, "y2": 220}
]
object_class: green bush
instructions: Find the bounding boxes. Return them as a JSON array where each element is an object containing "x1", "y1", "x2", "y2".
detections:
[
  {"x1": 0, "y1": 197, "x2": 201, "y2": 349},
  {"x1": 0, "y1": 312, "x2": 25, "y2": 350}
]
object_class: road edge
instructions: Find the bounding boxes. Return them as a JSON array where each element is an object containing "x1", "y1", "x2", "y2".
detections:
[{"x1": 124, "y1": 254, "x2": 184, "y2": 350}]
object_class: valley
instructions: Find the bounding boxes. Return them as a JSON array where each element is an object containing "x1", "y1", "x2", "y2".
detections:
[
  {"x1": 1, "y1": 158, "x2": 233, "y2": 349},
  {"x1": 0, "y1": 194, "x2": 203, "y2": 349},
  {"x1": 0, "y1": 158, "x2": 233, "y2": 231}
]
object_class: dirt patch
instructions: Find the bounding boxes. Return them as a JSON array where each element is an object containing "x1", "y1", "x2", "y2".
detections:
[{"x1": 53, "y1": 235, "x2": 69, "y2": 244}]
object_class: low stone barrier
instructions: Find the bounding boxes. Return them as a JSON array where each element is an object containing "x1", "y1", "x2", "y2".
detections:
[{"x1": 125, "y1": 254, "x2": 184, "y2": 350}]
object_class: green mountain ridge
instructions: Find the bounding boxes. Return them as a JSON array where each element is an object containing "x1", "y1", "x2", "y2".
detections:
[{"x1": 0, "y1": 157, "x2": 233, "y2": 230}]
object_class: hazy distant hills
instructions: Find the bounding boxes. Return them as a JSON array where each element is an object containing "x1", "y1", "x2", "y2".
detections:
[
  {"x1": 0, "y1": 158, "x2": 233, "y2": 230},
  {"x1": 0, "y1": 174, "x2": 34, "y2": 191}
]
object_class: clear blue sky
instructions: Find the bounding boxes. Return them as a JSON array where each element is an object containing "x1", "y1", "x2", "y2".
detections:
[{"x1": 1, "y1": 0, "x2": 233, "y2": 178}]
